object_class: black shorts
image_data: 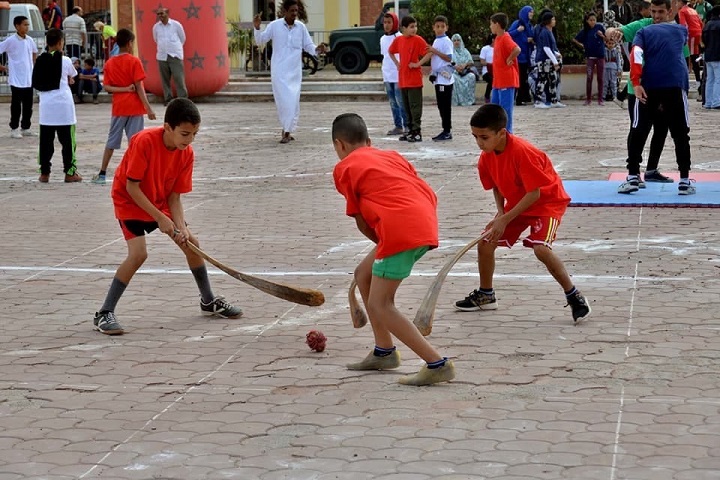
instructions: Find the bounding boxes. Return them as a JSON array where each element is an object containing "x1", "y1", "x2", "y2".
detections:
[{"x1": 119, "y1": 220, "x2": 158, "y2": 240}]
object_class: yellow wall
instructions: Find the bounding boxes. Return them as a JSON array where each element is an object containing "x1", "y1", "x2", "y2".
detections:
[
  {"x1": 110, "y1": 0, "x2": 117, "y2": 28},
  {"x1": 222, "y1": 1, "x2": 361, "y2": 30}
]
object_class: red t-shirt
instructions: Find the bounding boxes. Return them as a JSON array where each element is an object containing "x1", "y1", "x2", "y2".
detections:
[
  {"x1": 478, "y1": 134, "x2": 570, "y2": 218},
  {"x1": 103, "y1": 53, "x2": 147, "y2": 117},
  {"x1": 387, "y1": 34, "x2": 428, "y2": 89},
  {"x1": 491, "y1": 33, "x2": 519, "y2": 89},
  {"x1": 678, "y1": 6, "x2": 703, "y2": 37},
  {"x1": 333, "y1": 146, "x2": 439, "y2": 259},
  {"x1": 112, "y1": 127, "x2": 194, "y2": 221}
]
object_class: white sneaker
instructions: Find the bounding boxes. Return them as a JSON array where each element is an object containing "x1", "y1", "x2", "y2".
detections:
[
  {"x1": 10, "y1": 129, "x2": 22, "y2": 139},
  {"x1": 21, "y1": 129, "x2": 37, "y2": 137},
  {"x1": 551, "y1": 102, "x2": 567, "y2": 108},
  {"x1": 618, "y1": 179, "x2": 639, "y2": 194},
  {"x1": 678, "y1": 181, "x2": 696, "y2": 196},
  {"x1": 535, "y1": 103, "x2": 551, "y2": 109}
]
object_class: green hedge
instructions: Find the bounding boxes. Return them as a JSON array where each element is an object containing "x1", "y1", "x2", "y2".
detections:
[{"x1": 410, "y1": 0, "x2": 597, "y2": 65}]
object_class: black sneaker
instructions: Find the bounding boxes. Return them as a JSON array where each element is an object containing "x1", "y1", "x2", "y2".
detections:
[
  {"x1": 200, "y1": 296, "x2": 243, "y2": 318},
  {"x1": 432, "y1": 132, "x2": 452, "y2": 141},
  {"x1": 644, "y1": 170, "x2": 674, "y2": 183},
  {"x1": 565, "y1": 291, "x2": 591, "y2": 323},
  {"x1": 454, "y1": 289, "x2": 498, "y2": 312},
  {"x1": 399, "y1": 133, "x2": 409, "y2": 141},
  {"x1": 407, "y1": 133, "x2": 422, "y2": 143},
  {"x1": 94, "y1": 311, "x2": 124, "y2": 335}
]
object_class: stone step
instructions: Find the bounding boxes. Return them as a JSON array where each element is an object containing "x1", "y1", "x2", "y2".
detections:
[
  {"x1": 190, "y1": 90, "x2": 388, "y2": 103},
  {"x1": 221, "y1": 80, "x2": 384, "y2": 93}
]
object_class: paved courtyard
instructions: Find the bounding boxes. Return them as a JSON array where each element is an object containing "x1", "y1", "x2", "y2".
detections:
[{"x1": 0, "y1": 99, "x2": 719, "y2": 479}]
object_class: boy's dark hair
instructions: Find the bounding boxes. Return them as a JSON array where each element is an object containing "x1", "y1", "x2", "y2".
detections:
[
  {"x1": 490, "y1": 13, "x2": 509, "y2": 30},
  {"x1": 540, "y1": 11, "x2": 555, "y2": 26},
  {"x1": 72, "y1": 6, "x2": 82, "y2": 14},
  {"x1": 116, "y1": 28, "x2": 135, "y2": 48},
  {"x1": 486, "y1": 33, "x2": 496, "y2": 45},
  {"x1": 164, "y1": 98, "x2": 201, "y2": 128},
  {"x1": 650, "y1": 0, "x2": 672, "y2": 8},
  {"x1": 84, "y1": 58, "x2": 95, "y2": 67},
  {"x1": 640, "y1": 1, "x2": 651, "y2": 10},
  {"x1": 470, "y1": 104, "x2": 508, "y2": 132},
  {"x1": 46, "y1": 28, "x2": 64, "y2": 47},
  {"x1": 332, "y1": 113, "x2": 369, "y2": 144},
  {"x1": 434, "y1": 15, "x2": 449, "y2": 25},
  {"x1": 401, "y1": 15, "x2": 417, "y2": 29},
  {"x1": 13, "y1": 15, "x2": 28, "y2": 26},
  {"x1": 282, "y1": 0, "x2": 298, "y2": 10}
]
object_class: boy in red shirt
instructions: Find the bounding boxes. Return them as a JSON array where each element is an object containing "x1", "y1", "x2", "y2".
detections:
[
  {"x1": 388, "y1": 15, "x2": 429, "y2": 142},
  {"x1": 454, "y1": 104, "x2": 591, "y2": 323},
  {"x1": 489, "y1": 13, "x2": 521, "y2": 133},
  {"x1": 91, "y1": 29, "x2": 156, "y2": 185},
  {"x1": 332, "y1": 113, "x2": 455, "y2": 386},
  {"x1": 678, "y1": 0, "x2": 704, "y2": 82},
  {"x1": 93, "y1": 99, "x2": 242, "y2": 335}
]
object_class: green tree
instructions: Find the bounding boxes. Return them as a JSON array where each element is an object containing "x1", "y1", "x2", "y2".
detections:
[{"x1": 410, "y1": 0, "x2": 595, "y2": 64}]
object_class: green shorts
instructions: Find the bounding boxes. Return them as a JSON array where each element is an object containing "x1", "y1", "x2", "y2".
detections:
[{"x1": 372, "y1": 246, "x2": 430, "y2": 280}]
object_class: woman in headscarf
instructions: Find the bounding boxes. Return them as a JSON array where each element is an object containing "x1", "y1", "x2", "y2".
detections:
[
  {"x1": 451, "y1": 34, "x2": 478, "y2": 106},
  {"x1": 509, "y1": 5, "x2": 535, "y2": 105}
]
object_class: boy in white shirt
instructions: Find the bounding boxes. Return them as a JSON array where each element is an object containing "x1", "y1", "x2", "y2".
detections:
[
  {"x1": 33, "y1": 29, "x2": 82, "y2": 183},
  {"x1": 421, "y1": 15, "x2": 455, "y2": 141},
  {"x1": 0, "y1": 16, "x2": 38, "y2": 138},
  {"x1": 380, "y1": 12, "x2": 407, "y2": 135}
]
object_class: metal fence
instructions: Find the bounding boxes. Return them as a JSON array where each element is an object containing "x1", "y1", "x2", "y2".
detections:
[{"x1": 230, "y1": 23, "x2": 329, "y2": 75}]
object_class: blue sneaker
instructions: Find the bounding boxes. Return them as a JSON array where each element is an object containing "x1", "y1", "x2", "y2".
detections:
[{"x1": 91, "y1": 174, "x2": 106, "y2": 185}]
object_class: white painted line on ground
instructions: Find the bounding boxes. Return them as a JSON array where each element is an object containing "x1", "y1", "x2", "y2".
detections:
[
  {"x1": 610, "y1": 386, "x2": 626, "y2": 480},
  {"x1": 0, "y1": 265, "x2": 694, "y2": 282},
  {"x1": 79, "y1": 281, "x2": 322, "y2": 478}
]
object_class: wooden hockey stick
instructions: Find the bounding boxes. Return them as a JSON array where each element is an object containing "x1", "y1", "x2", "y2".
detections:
[
  {"x1": 348, "y1": 279, "x2": 368, "y2": 328},
  {"x1": 185, "y1": 240, "x2": 325, "y2": 307},
  {"x1": 413, "y1": 231, "x2": 491, "y2": 336}
]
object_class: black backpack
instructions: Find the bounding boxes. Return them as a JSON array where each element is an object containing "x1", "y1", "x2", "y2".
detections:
[{"x1": 32, "y1": 51, "x2": 62, "y2": 92}]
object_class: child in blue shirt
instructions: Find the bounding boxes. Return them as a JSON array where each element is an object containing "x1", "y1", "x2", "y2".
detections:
[
  {"x1": 77, "y1": 57, "x2": 102, "y2": 104},
  {"x1": 573, "y1": 12, "x2": 606, "y2": 106}
]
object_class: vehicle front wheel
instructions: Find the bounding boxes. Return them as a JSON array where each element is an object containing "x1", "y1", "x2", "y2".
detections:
[{"x1": 333, "y1": 45, "x2": 369, "y2": 75}]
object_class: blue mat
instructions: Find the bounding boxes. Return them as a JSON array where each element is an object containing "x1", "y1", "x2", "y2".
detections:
[{"x1": 565, "y1": 181, "x2": 720, "y2": 208}]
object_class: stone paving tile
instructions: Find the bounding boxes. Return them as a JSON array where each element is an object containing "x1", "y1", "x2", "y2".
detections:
[{"x1": 1, "y1": 101, "x2": 719, "y2": 478}]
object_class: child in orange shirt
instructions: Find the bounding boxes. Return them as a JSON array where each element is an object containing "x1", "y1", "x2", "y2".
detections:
[
  {"x1": 489, "y1": 13, "x2": 521, "y2": 133},
  {"x1": 91, "y1": 28, "x2": 156, "y2": 185},
  {"x1": 454, "y1": 104, "x2": 591, "y2": 323},
  {"x1": 388, "y1": 15, "x2": 429, "y2": 142},
  {"x1": 93, "y1": 99, "x2": 242, "y2": 335},
  {"x1": 332, "y1": 113, "x2": 455, "y2": 386}
]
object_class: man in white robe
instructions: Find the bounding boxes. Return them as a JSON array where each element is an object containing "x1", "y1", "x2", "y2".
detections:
[{"x1": 253, "y1": 0, "x2": 323, "y2": 143}]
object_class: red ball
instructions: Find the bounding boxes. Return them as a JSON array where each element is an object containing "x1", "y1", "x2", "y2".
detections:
[{"x1": 306, "y1": 329, "x2": 327, "y2": 352}]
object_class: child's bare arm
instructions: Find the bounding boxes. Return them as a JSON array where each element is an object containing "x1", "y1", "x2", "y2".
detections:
[
  {"x1": 104, "y1": 84, "x2": 134, "y2": 93},
  {"x1": 501, "y1": 188, "x2": 540, "y2": 222},
  {"x1": 126, "y1": 180, "x2": 175, "y2": 235},
  {"x1": 492, "y1": 187, "x2": 505, "y2": 214},
  {"x1": 487, "y1": 188, "x2": 540, "y2": 242},
  {"x1": 427, "y1": 45, "x2": 451, "y2": 62},
  {"x1": 411, "y1": 51, "x2": 432, "y2": 68},
  {"x1": 167, "y1": 192, "x2": 189, "y2": 243},
  {"x1": 133, "y1": 80, "x2": 157, "y2": 120},
  {"x1": 354, "y1": 215, "x2": 378, "y2": 243},
  {"x1": 506, "y1": 46, "x2": 521, "y2": 65}
]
